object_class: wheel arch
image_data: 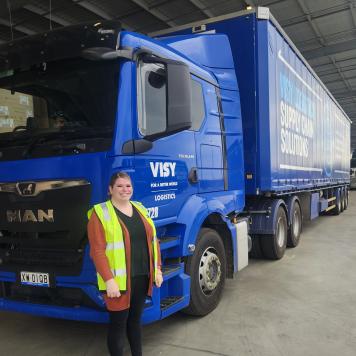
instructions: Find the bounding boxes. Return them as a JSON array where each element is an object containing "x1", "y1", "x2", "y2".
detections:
[
  {"x1": 177, "y1": 195, "x2": 236, "y2": 277},
  {"x1": 247, "y1": 197, "x2": 288, "y2": 235},
  {"x1": 202, "y1": 213, "x2": 234, "y2": 278}
]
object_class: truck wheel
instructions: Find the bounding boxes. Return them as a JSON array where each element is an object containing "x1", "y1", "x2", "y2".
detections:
[
  {"x1": 344, "y1": 189, "x2": 349, "y2": 210},
  {"x1": 249, "y1": 236, "x2": 264, "y2": 258},
  {"x1": 184, "y1": 228, "x2": 226, "y2": 316},
  {"x1": 340, "y1": 190, "x2": 345, "y2": 212},
  {"x1": 261, "y1": 207, "x2": 287, "y2": 260},
  {"x1": 287, "y1": 201, "x2": 302, "y2": 248},
  {"x1": 332, "y1": 190, "x2": 342, "y2": 215}
]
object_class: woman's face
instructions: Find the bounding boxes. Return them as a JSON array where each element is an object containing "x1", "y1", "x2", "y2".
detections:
[{"x1": 109, "y1": 177, "x2": 133, "y2": 203}]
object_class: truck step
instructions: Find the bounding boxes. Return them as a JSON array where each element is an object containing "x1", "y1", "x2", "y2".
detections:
[
  {"x1": 162, "y1": 264, "x2": 181, "y2": 279},
  {"x1": 160, "y1": 296, "x2": 184, "y2": 311},
  {"x1": 159, "y1": 236, "x2": 179, "y2": 251}
]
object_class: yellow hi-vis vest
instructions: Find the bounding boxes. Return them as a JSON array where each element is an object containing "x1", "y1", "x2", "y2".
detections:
[{"x1": 88, "y1": 200, "x2": 159, "y2": 291}]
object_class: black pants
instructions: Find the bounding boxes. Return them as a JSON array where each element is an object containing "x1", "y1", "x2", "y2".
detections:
[{"x1": 107, "y1": 275, "x2": 149, "y2": 356}]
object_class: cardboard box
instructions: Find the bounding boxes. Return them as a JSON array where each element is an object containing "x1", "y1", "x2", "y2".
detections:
[{"x1": 0, "y1": 88, "x2": 33, "y2": 133}]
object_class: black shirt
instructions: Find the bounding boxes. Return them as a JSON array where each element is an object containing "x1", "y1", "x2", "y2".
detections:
[{"x1": 114, "y1": 205, "x2": 149, "y2": 277}]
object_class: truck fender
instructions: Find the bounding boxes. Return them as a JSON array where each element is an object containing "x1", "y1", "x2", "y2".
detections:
[
  {"x1": 206, "y1": 198, "x2": 237, "y2": 275},
  {"x1": 176, "y1": 195, "x2": 209, "y2": 255},
  {"x1": 248, "y1": 198, "x2": 287, "y2": 235},
  {"x1": 177, "y1": 195, "x2": 232, "y2": 256}
]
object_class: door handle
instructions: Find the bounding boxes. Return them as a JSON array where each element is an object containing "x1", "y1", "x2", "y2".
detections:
[{"x1": 188, "y1": 167, "x2": 199, "y2": 184}]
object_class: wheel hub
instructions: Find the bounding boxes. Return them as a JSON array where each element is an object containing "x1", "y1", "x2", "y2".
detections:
[
  {"x1": 293, "y1": 209, "x2": 301, "y2": 237},
  {"x1": 276, "y1": 217, "x2": 286, "y2": 247},
  {"x1": 199, "y1": 248, "x2": 221, "y2": 295}
]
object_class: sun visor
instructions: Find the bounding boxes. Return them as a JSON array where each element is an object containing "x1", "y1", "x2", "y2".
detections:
[{"x1": 0, "y1": 20, "x2": 121, "y2": 72}]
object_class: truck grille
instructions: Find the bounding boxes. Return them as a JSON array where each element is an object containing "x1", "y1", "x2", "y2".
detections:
[
  {"x1": 0, "y1": 179, "x2": 91, "y2": 275},
  {"x1": 0, "y1": 244, "x2": 83, "y2": 266}
]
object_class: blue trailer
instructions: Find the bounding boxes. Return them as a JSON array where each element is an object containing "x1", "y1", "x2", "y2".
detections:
[{"x1": 0, "y1": 7, "x2": 350, "y2": 323}]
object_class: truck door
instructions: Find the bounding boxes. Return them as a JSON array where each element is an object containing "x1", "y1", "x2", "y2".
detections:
[
  {"x1": 194, "y1": 79, "x2": 225, "y2": 193},
  {"x1": 132, "y1": 59, "x2": 198, "y2": 221}
]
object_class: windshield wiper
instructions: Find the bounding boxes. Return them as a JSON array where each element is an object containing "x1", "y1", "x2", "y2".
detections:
[
  {"x1": 0, "y1": 126, "x2": 113, "y2": 153},
  {"x1": 0, "y1": 131, "x2": 34, "y2": 147},
  {"x1": 20, "y1": 127, "x2": 113, "y2": 157},
  {"x1": 51, "y1": 142, "x2": 87, "y2": 155},
  {"x1": 22, "y1": 136, "x2": 48, "y2": 158},
  {"x1": 0, "y1": 129, "x2": 67, "y2": 147}
]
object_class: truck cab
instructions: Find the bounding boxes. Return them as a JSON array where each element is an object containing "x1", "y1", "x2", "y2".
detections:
[{"x1": 0, "y1": 21, "x2": 247, "y2": 323}]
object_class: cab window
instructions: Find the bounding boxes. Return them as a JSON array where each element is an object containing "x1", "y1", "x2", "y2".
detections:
[{"x1": 190, "y1": 79, "x2": 205, "y2": 131}]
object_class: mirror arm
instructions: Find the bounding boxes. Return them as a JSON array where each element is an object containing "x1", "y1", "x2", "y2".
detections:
[{"x1": 81, "y1": 47, "x2": 134, "y2": 61}]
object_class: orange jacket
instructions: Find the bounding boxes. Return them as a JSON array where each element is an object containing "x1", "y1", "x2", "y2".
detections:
[{"x1": 87, "y1": 209, "x2": 161, "y2": 311}]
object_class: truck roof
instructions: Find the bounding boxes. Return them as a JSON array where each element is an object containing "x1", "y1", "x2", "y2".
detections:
[
  {"x1": 0, "y1": 21, "x2": 121, "y2": 73},
  {"x1": 120, "y1": 31, "x2": 219, "y2": 87},
  {"x1": 149, "y1": 7, "x2": 351, "y2": 123}
]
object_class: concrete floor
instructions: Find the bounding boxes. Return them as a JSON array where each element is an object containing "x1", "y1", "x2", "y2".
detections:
[{"x1": 1, "y1": 192, "x2": 356, "y2": 356}]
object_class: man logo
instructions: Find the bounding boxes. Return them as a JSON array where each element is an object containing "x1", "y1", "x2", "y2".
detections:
[
  {"x1": 16, "y1": 182, "x2": 36, "y2": 196},
  {"x1": 6, "y1": 209, "x2": 54, "y2": 223}
]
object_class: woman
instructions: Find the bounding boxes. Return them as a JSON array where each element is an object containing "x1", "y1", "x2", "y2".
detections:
[{"x1": 87, "y1": 172, "x2": 163, "y2": 356}]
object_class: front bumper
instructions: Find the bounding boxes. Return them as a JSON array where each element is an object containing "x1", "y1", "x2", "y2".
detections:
[
  {"x1": 0, "y1": 279, "x2": 162, "y2": 324},
  {"x1": 0, "y1": 297, "x2": 108, "y2": 323}
]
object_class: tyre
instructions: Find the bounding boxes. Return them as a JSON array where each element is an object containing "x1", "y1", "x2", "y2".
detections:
[
  {"x1": 332, "y1": 190, "x2": 342, "y2": 215},
  {"x1": 344, "y1": 189, "x2": 349, "y2": 210},
  {"x1": 184, "y1": 228, "x2": 226, "y2": 316},
  {"x1": 287, "y1": 201, "x2": 302, "y2": 248},
  {"x1": 261, "y1": 207, "x2": 287, "y2": 260},
  {"x1": 249, "y1": 235, "x2": 264, "y2": 258},
  {"x1": 340, "y1": 190, "x2": 345, "y2": 212}
]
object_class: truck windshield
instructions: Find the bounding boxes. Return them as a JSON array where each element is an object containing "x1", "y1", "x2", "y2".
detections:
[{"x1": 0, "y1": 58, "x2": 119, "y2": 157}]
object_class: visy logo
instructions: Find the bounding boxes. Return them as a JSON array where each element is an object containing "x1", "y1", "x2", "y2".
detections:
[{"x1": 150, "y1": 162, "x2": 176, "y2": 178}]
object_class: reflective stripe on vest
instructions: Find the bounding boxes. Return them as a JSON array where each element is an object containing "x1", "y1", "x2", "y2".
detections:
[
  {"x1": 111, "y1": 268, "x2": 126, "y2": 277},
  {"x1": 106, "y1": 241, "x2": 125, "y2": 251}
]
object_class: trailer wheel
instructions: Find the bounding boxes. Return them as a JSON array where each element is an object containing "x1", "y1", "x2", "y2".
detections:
[
  {"x1": 184, "y1": 228, "x2": 226, "y2": 316},
  {"x1": 249, "y1": 235, "x2": 264, "y2": 258},
  {"x1": 261, "y1": 207, "x2": 287, "y2": 260},
  {"x1": 332, "y1": 189, "x2": 342, "y2": 215},
  {"x1": 340, "y1": 190, "x2": 345, "y2": 212},
  {"x1": 287, "y1": 201, "x2": 302, "y2": 248},
  {"x1": 344, "y1": 189, "x2": 349, "y2": 210}
]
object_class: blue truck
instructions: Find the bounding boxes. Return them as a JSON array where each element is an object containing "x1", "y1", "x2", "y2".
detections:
[{"x1": 0, "y1": 7, "x2": 350, "y2": 323}]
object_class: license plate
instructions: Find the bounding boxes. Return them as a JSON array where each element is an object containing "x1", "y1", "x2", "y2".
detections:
[{"x1": 20, "y1": 271, "x2": 50, "y2": 287}]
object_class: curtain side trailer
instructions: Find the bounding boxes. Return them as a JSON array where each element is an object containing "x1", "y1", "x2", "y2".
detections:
[{"x1": 0, "y1": 7, "x2": 350, "y2": 322}]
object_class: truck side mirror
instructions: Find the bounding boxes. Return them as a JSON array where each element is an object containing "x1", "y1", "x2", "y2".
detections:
[{"x1": 141, "y1": 55, "x2": 192, "y2": 140}]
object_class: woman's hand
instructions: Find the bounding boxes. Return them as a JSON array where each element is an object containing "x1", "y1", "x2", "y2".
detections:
[
  {"x1": 155, "y1": 270, "x2": 163, "y2": 288},
  {"x1": 106, "y1": 278, "x2": 121, "y2": 298}
]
